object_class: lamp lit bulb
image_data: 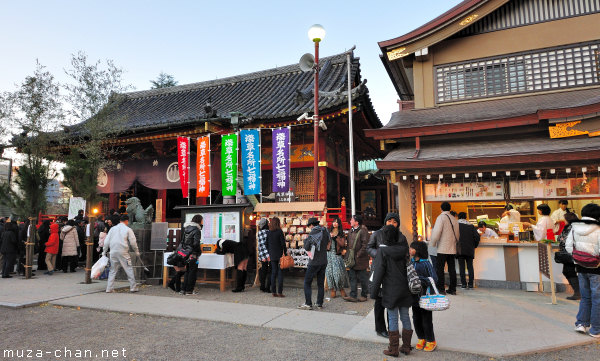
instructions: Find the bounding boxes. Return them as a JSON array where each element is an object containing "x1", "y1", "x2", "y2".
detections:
[{"x1": 308, "y1": 24, "x2": 326, "y2": 42}]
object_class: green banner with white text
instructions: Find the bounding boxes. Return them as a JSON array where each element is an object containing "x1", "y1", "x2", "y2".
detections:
[{"x1": 221, "y1": 134, "x2": 238, "y2": 196}]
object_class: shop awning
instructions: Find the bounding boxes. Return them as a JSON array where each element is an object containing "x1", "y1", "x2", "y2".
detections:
[{"x1": 253, "y1": 202, "x2": 326, "y2": 213}]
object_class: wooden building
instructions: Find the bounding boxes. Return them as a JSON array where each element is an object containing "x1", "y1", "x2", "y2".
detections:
[{"x1": 78, "y1": 51, "x2": 382, "y2": 221}]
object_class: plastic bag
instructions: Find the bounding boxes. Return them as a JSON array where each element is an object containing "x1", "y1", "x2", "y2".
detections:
[{"x1": 91, "y1": 255, "x2": 109, "y2": 279}]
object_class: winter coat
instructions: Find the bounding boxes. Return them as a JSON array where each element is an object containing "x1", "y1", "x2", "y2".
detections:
[
  {"x1": 45, "y1": 223, "x2": 59, "y2": 255},
  {"x1": 430, "y1": 211, "x2": 460, "y2": 255},
  {"x1": 266, "y1": 229, "x2": 286, "y2": 262},
  {"x1": 0, "y1": 224, "x2": 18, "y2": 254},
  {"x1": 182, "y1": 222, "x2": 202, "y2": 257},
  {"x1": 303, "y1": 225, "x2": 329, "y2": 267},
  {"x1": 457, "y1": 220, "x2": 480, "y2": 258},
  {"x1": 566, "y1": 217, "x2": 600, "y2": 274},
  {"x1": 370, "y1": 243, "x2": 413, "y2": 309},
  {"x1": 60, "y1": 225, "x2": 79, "y2": 257},
  {"x1": 330, "y1": 230, "x2": 346, "y2": 256},
  {"x1": 102, "y1": 223, "x2": 139, "y2": 257},
  {"x1": 217, "y1": 239, "x2": 249, "y2": 267},
  {"x1": 347, "y1": 225, "x2": 370, "y2": 270},
  {"x1": 367, "y1": 226, "x2": 408, "y2": 258}
]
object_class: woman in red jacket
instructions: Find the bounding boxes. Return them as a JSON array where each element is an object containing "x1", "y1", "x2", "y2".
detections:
[{"x1": 44, "y1": 223, "x2": 60, "y2": 275}]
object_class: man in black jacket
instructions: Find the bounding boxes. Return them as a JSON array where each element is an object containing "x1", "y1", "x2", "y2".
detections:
[
  {"x1": 298, "y1": 217, "x2": 330, "y2": 310},
  {"x1": 181, "y1": 215, "x2": 203, "y2": 295},
  {"x1": 366, "y1": 212, "x2": 408, "y2": 338},
  {"x1": 457, "y1": 212, "x2": 480, "y2": 289}
]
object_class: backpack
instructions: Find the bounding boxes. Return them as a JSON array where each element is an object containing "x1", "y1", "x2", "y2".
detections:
[{"x1": 407, "y1": 261, "x2": 422, "y2": 295}]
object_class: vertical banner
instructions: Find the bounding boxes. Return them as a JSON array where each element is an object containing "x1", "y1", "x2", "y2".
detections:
[
  {"x1": 196, "y1": 136, "x2": 211, "y2": 197},
  {"x1": 272, "y1": 127, "x2": 290, "y2": 193},
  {"x1": 177, "y1": 136, "x2": 190, "y2": 198},
  {"x1": 221, "y1": 133, "x2": 238, "y2": 196},
  {"x1": 241, "y1": 129, "x2": 261, "y2": 195}
]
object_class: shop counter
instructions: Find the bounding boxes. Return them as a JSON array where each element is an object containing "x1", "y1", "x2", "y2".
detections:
[{"x1": 471, "y1": 237, "x2": 566, "y2": 290}]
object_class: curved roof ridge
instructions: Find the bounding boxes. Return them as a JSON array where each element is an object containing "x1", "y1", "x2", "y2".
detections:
[{"x1": 125, "y1": 52, "x2": 348, "y2": 99}]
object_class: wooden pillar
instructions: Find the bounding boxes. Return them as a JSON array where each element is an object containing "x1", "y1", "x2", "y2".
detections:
[
  {"x1": 318, "y1": 136, "x2": 327, "y2": 202},
  {"x1": 410, "y1": 179, "x2": 418, "y2": 242},
  {"x1": 157, "y1": 189, "x2": 167, "y2": 222}
]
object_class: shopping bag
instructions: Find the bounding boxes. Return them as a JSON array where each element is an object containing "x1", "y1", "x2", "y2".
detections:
[
  {"x1": 419, "y1": 277, "x2": 450, "y2": 311},
  {"x1": 99, "y1": 260, "x2": 110, "y2": 280},
  {"x1": 91, "y1": 255, "x2": 109, "y2": 280}
]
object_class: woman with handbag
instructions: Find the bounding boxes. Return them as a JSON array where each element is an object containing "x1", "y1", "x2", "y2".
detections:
[
  {"x1": 266, "y1": 217, "x2": 287, "y2": 297},
  {"x1": 326, "y1": 216, "x2": 349, "y2": 298},
  {"x1": 409, "y1": 241, "x2": 438, "y2": 352},
  {"x1": 556, "y1": 212, "x2": 580, "y2": 300},
  {"x1": 370, "y1": 225, "x2": 413, "y2": 357}
]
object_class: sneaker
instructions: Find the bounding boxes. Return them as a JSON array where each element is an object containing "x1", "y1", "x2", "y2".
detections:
[
  {"x1": 415, "y1": 339, "x2": 426, "y2": 350},
  {"x1": 461, "y1": 285, "x2": 467, "y2": 289},
  {"x1": 130, "y1": 288, "x2": 139, "y2": 293},
  {"x1": 105, "y1": 290, "x2": 114, "y2": 293},
  {"x1": 179, "y1": 291, "x2": 186, "y2": 295},
  {"x1": 423, "y1": 341, "x2": 437, "y2": 352},
  {"x1": 297, "y1": 304, "x2": 313, "y2": 310},
  {"x1": 48, "y1": 271, "x2": 54, "y2": 275},
  {"x1": 468, "y1": 285, "x2": 474, "y2": 289},
  {"x1": 590, "y1": 332, "x2": 600, "y2": 338},
  {"x1": 575, "y1": 324, "x2": 589, "y2": 334},
  {"x1": 185, "y1": 291, "x2": 198, "y2": 295},
  {"x1": 315, "y1": 304, "x2": 323, "y2": 310}
]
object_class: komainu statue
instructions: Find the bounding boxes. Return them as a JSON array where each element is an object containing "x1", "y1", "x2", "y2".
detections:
[{"x1": 125, "y1": 197, "x2": 154, "y2": 225}]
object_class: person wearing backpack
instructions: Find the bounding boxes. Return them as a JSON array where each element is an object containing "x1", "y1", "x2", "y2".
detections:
[
  {"x1": 410, "y1": 241, "x2": 438, "y2": 352},
  {"x1": 298, "y1": 217, "x2": 330, "y2": 310},
  {"x1": 344, "y1": 215, "x2": 370, "y2": 302},
  {"x1": 370, "y1": 225, "x2": 413, "y2": 357},
  {"x1": 565, "y1": 203, "x2": 600, "y2": 338}
]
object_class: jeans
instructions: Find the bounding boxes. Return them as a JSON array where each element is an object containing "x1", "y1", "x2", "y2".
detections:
[
  {"x1": 412, "y1": 303, "x2": 435, "y2": 341},
  {"x1": 304, "y1": 264, "x2": 326, "y2": 306},
  {"x1": 576, "y1": 272, "x2": 600, "y2": 335},
  {"x1": 183, "y1": 258, "x2": 199, "y2": 292},
  {"x1": 429, "y1": 255, "x2": 437, "y2": 270},
  {"x1": 348, "y1": 268, "x2": 369, "y2": 298},
  {"x1": 387, "y1": 306, "x2": 412, "y2": 332},
  {"x1": 457, "y1": 256, "x2": 474, "y2": 287},
  {"x1": 270, "y1": 260, "x2": 283, "y2": 294},
  {"x1": 436, "y1": 253, "x2": 457, "y2": 293},
  {"x1": 259, "y1": 260, "x2": 271, "y2": 290}
]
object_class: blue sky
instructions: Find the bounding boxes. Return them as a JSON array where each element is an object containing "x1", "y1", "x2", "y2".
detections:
[{"x1": 0, "y1": 0, "x2": 461, "y2": 125}]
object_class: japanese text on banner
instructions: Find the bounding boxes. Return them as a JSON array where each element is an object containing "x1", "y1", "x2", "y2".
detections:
[
  {"x1": 177, "y1": 137, "x2": 189, "y2": 198},
  {"x1": 240, "y1": 129, "x2": 261, "y2": 195},
  {"x1": 196, "y1": 136, "x2": 211, "y2": 197},
  {"x1": 272, "y1": 128, "x2": 290, "y2": 193},
  {"x1": 221, "y1": 134, "x2": 238, "y2": 196}
]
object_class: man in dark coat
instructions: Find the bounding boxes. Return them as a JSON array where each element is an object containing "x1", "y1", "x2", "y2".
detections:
[
  {"x1": 367, "y1": 212, "x2": 409, "y2": 337},
  {"x1": 1, "y1": 221, "x2": 19, "y2": 278},
  {"x1": 76, "y1": 219, "x2": 86, "y2": 262},
  {"x1": 456, "y1": 212, "x2": 480, "y2": 289},
  {"x1": 344, "y1": 215, "x2": 370, "y2": 302},
  {"x1": 298, "y1": 217, "x2": 330, "y2": 310}
]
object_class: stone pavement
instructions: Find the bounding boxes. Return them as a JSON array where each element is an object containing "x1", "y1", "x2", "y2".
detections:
[
  {"x1": 48, "y1": 287, "x2": 597, "y2": 357},
  {"x1": 0, "y1": 271, "x2": 126, "y2": 308}
]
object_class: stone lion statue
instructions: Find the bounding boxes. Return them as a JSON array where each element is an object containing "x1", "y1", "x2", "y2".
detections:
[{"x1": 125, "y1": 197, "x2": 154, "y2": 225}]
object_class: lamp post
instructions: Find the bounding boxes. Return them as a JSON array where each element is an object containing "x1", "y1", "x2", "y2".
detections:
[{"x1": 308, "y1": 24, "x2": 325, "y2": 202}]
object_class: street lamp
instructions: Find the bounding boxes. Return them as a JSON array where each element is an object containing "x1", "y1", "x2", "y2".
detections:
[{"x1": 308, "y1": 24, "x2": 325, "y2": 202}]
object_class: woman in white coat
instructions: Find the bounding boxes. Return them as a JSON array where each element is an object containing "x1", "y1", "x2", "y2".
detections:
[{"x1": 524, "y1": 204, "x2": 555, "y2": 241}]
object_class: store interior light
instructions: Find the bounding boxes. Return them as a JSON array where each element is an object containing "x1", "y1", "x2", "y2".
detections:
[
  {"x1": 452, "y1": 174, "x2": 456, "y2": 179},
  {"x1": 520, "y1": 170, "x2": 525, "y2": 175},
  {"x1": 550, "y1": 169, "x2": 556, "y2": 174},
  {"x1": 92, "y1": 208, "x2": 99, "y2": 215},
  {"x1": 439, "y1": 174, "x2": 443, "y2": 179},
  {"x1": 566, "y1": 168, "x2": 571, "y2": 173},
  {"x1": 414, "y1": 175, "x2": 419, "y2": 180},
  {"x1": 492, "y1": 172, "x2": 496, "y2": 176},
  {"x1": 426, "y1": 175, "x2": 431, "y2": 179},
  {"x1": 402, "y1": 176, "x2": 407, "y2": 180},
  {"x1": 582, "y1": 167, "x2": 587, "y2": 172},
  {"x1": 478, "y1": 172, "x2": 483, "y2": 177},
  {"x1": 535, "y1": 170, "x2": 540, "y2": 175},
  {"x1": 506, "y1": 171, "x2": 511, "y2": 176},
  {"x1": 465, "y1": 173, "x2": 469, "y2": 178}
]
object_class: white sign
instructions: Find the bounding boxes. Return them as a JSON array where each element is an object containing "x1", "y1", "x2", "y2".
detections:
[
  {"x1": 424, "y1": 181, "x2": 504, "y2": 202},
  {"x1": 68, "y1": 197, "x2": 86, "y2": 220}
]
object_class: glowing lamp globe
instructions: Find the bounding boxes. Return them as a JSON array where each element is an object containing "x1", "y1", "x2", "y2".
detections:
[{"x1": 308, "y1": 24, "x2": 326, "y2": 42}]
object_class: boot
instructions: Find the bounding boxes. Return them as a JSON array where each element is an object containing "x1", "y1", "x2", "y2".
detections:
[
  {"x1": 340, "y1": 288, "x2": 347, "y2": 297},
  {"x1": 330, "y1": 290, "x2": 337, "y2": 299},
  {"x1": 400, "y1": 329, "x2": 413, "y2": 355},
  {"x1": 383, "y1": 330, "x2": 400, "y2": 357},
  {"x1": 232, "y1": 270, "x2": 245, "y2": 292},
  {"x1": 567, "y1": 277, "x2": 581, "y2": 300}
]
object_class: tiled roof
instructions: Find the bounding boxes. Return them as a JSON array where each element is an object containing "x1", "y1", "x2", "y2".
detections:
[
  {"x1": 381, "y1": 134, "x2": 600, "y2": 163},
  {"x1": 380, "y1": 87, "x2": 600, "y2": 130},
  {"x1": 75, "y1": 52, "x2": 380, "y2": 133}
]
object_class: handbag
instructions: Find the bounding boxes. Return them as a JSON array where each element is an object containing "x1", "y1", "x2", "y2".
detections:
[
  {"x1": 407, "y1": 261, "x2": 422, "y2": 295},
  {"x1": 572, "y1": 250, "x2": 600, "y2": 268},
  {"x1": 419, "y1": 277, "x2": 450, "y2": 311},
  {"x1": 279, "y1": 253, "x2": 295, "y2": 269},
  {"x1": 344, "y1": 229, "x2": 362, "y2": 269}
]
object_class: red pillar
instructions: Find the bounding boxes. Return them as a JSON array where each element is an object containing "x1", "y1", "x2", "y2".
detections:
[
  {"x1": 158, "y1": 189, "x2": 167, "y2": 222},
  {"x1": 108, "y1": 193, "x2": 118, "y2": 213}
]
